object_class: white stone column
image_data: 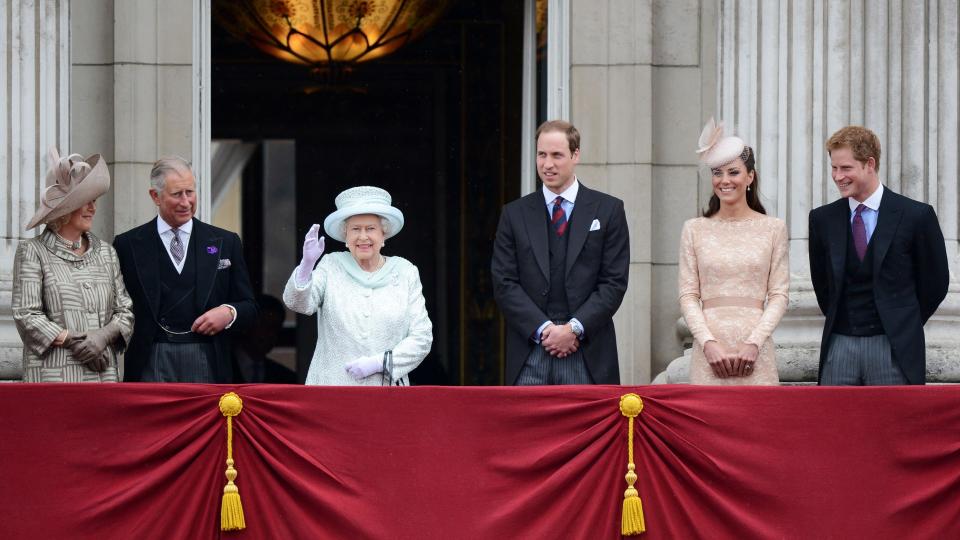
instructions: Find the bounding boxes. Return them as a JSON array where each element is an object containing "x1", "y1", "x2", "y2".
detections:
[
  {"x1": 0, "y1": 0, "x2": 70, "y2": 377},
  {"x1": 111, "y1": 0, "x2": 201, "y2": 234},
  {"x1": 709, "y1": 0, "x2": 960, "y2": 381},
  {"x1": 570, "y1": 0, "x2": 655, "y2": 384}
]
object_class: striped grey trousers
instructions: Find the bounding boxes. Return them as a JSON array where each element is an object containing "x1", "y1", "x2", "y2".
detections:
[
  {"x1": 515, "y1": 345, "x2": 593, "y2": 385},
  {"x1": 141, "y1": 341, "x2": 218, "y2": 383},
  {"x1": 820, "y1": 334, "x2": 908, "y2": 386}
]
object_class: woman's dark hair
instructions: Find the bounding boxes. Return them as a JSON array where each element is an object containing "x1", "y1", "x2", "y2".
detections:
[{"x1": 702, "y1": 146, "x2": 766, "y2": 217}]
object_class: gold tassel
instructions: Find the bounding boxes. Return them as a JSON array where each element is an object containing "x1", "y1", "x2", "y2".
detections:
[
  {"x1": 619, "y1": 393, "x2": 646, "y2": 536},
  {"x1": 219, "y1": 392, "x2": 246, "y2": 531}
]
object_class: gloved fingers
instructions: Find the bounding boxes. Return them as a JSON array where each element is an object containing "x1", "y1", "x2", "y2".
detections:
[
  {"x1": 305, "y1": 223, "x2": 320, "y2": 242},
  {"x1": 90, "y1": 354, "x2": 106, "y2": 373},
  {"x1": 345, "y1": 365, "x2": 363, "y2": 381}
]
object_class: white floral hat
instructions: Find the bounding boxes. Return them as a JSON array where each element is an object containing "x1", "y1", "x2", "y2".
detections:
[
  {"x1": 696, "y1": 117, "x2": 749, "y2": 169},
  {"x1": 323, "y1": 186, "x2": 405, "y2": 243}
]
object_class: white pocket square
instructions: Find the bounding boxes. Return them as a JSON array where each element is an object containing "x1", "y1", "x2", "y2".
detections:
[
  {"x1": 217, "y1": 258, "x2": 232, "y2": 270},
  {"x1": 589, "y1": 219, "x2": 601, "y2": 231}
]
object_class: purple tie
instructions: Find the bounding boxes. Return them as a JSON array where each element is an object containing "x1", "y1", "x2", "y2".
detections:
[{"x1": 852, "y1": 204, "x2": 868, "y2": 261}]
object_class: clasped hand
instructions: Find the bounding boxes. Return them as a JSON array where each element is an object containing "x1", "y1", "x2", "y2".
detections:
[
  {"x1": 541, "y1": 323, "x2": 579, "y2": 358},
  {"x1": 703, "y1": 340, "x2": 759, "y2": 378},
  {"x1": 65, "y1": 329, "x2": 108, "y2": 372},
  {"x1": 191, "y1": 305, "x2": 234, "y2": 335}
]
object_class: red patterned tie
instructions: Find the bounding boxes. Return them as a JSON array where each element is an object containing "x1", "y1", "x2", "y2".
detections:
[
  {"x1": 551, "y1": 196, "x2": 567, "y2": 236},
  {"x1": 852, "y1": 204, "x2": 868, "y2": 261}
]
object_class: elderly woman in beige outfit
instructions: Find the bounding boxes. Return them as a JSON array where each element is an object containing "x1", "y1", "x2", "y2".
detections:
[{"x1": 12, "y1": 149, "x2": 134, "y2": 382}]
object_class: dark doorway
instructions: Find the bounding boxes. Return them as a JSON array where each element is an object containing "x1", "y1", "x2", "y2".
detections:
[{"x1": 212, "y1": 1, "x2": 523, "y2": 385}]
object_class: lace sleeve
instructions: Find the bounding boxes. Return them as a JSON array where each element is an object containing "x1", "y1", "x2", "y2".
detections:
[
  {"x1": 678, "y1": 220, "x2": 716, "y2": 345},
  {"x1": 746, "y1": 220, "x2": 790, "y2": 346}
]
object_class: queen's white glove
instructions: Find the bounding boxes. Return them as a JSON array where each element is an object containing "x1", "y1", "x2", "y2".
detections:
[
  {"x1": 345, "y1": 355, "x2": 383, "y2": 381},
  {"x1": 295, "y1": 224, "x2": 325, "y2": 285}
]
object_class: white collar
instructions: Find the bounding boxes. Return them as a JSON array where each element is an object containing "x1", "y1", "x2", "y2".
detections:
[
  {"x1": 157, "y1": 216, "x2": 194, "y2": 235},
  {"x1": 849, "y1": 183, "x2": 884, "y2": 212},
  {"x1": 542, "y1": 177, "x2": 580, "y2": 205}
]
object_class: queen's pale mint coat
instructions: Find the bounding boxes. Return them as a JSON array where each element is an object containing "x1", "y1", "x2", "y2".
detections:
[{"x1": 283, "y1": 252, "x2": 432, "y2": 386}]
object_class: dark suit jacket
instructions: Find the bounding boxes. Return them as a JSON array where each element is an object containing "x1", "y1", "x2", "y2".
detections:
[
  {"x1": 808, "y1": 188, "x2": 949, "y2": 384},
  {"x1": 113, "y1": 217, "x2": 258, "y2": 381},
  {"x1": 491, "y1": 183, "x2": 630, "y2": 385}
]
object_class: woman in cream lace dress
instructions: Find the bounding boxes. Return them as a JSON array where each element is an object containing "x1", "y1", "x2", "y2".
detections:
[{"x1": 678, "y1": 119, "x2": 789, "y2": 385}]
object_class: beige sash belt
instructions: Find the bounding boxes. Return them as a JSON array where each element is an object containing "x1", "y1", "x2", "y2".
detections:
[{"x1": 701, "y1": 297, "x2": 764, "y2": 310}]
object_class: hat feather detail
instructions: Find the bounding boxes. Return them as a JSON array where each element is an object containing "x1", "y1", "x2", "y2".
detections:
[{"x1": 696, "y1": 117, "x2": 723, "y2": 155}]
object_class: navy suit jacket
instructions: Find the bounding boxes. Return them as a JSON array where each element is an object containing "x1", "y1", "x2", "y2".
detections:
[
  {"x1": 491, "y1": 183, "x2": 630, "y2": 385},
  {"x1": 113, "y1": 217, "x2": 258, "y2": 381},
  {"x1": 808, "y1": 189, "x2": 949, "y2": 384}
]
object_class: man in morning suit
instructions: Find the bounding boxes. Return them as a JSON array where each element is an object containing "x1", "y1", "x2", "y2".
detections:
[
  {"x1": 114, "y1": 157, "x2": 257, "y2": 382},
  {"x1": 808, "y1": 126, "x2": 949, "y2": 385},
  {"x1": 491, "y1": 120, "x2": 630, "y2": 385}
]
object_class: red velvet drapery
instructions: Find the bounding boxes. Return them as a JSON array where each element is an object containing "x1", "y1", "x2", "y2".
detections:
[{"x1": 1, "y1": 384, "x2": 958, "y2": 539}]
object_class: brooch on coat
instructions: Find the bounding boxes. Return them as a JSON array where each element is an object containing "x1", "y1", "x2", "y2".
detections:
[{"x1": 207, "y1": 246, "x2": 219, "y2": 255}]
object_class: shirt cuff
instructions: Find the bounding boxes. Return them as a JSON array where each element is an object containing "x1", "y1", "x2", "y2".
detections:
[
  {"x1": 221, "y1": 304, "x2": 238, "y2": 329},
  {"x1": 569, "y1": 318, "x2": 585, "y2": 339},
  {"x1": 532, "y1": 320, "x2": 552, "y2": 344}
]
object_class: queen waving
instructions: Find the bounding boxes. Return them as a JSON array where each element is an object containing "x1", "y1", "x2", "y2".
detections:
[{"x1": 283, "y1": 186, "x2": 433, "y2": 385}]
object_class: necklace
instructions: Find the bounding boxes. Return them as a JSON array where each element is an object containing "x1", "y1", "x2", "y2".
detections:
[{"x1": 56, "y1": 232, "x2": 83, "y2": 251}]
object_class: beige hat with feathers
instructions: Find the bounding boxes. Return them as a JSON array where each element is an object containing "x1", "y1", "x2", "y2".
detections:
[{"x1": 696, "y1": 117, "x2": 748, "y2": 169}]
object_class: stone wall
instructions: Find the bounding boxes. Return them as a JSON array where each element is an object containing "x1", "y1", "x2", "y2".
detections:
[
  {"x1": 569, "y1": 0, "x2": 718, "y2": 383},
  {"x1": 0, "y1": 0, "x2": 70, "y2": 378}
]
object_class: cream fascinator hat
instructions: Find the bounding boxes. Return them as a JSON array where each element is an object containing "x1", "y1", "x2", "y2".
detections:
[
  {"x1": 323, "y1": 186, "x2": 405, "y2": 243},
  {"x1": 696, "y1": 117, "x2": 750, "y2": 169},
  {"x1": 26, "y1": 148, "x2": 110, "y2": 229}
]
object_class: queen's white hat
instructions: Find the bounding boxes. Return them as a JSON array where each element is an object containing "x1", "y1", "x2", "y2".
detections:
[{"x1": 323, "y1": 186, "x2": 405, "y2": 243}]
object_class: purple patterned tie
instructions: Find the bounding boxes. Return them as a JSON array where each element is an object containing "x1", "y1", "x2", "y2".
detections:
[
  {"x1": 551, "y1": 197, "x2": 568, "y2": 236},
  {"x1": 170, "y1": 228, "x2": 185, "y2": 264},
  {"x1": 852, "y1": 204, "x2": 868, "y2": 261}
]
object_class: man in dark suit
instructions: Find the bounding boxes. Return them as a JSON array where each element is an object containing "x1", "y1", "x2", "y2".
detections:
[
  {"x1": 809, "y1": 126, "x2": 949, "y2": 385},
  {"x1": 492, "y1": 120, "x2": 630, "y2": 385},
  {"x1": 114, "y1": 157, "x2": 257, "y2": 382}
]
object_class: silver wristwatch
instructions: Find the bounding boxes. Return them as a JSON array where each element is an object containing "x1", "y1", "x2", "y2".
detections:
[{"x1": 569, "y1": 319, "x2": 584, "y2": 337}]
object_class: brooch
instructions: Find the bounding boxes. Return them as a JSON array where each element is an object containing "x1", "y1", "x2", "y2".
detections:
[{"x1": 207, "y1": 246, "x2": 219, "y2": 255}]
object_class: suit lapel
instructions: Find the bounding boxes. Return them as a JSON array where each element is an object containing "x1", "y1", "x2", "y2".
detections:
[
  {"x1": 871, "y1": 189, "x2": 904, "y2": 277},
  {"x1": 828, "y1": 201, "x2": 849, "y2": 284},
  {"x1": 565, "y1": 185, "x2": 598, "y2": 278},
  {"x1": 521, "y1": 194, "x2": 550, "y2": 281},
  {"x1": 193, "y1": 219, "x2": 223, "y2": 313},
  {"x1": 130, "y1": 218, "x2": 161, "y2": 318}
]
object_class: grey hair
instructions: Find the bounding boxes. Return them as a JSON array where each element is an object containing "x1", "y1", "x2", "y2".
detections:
[
  {"x1": 150, "y1": 156, "x2": 193, "y2": 191},
  {"x1": 339, "y1": 216, "x2": 391, "y2": 238}
]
